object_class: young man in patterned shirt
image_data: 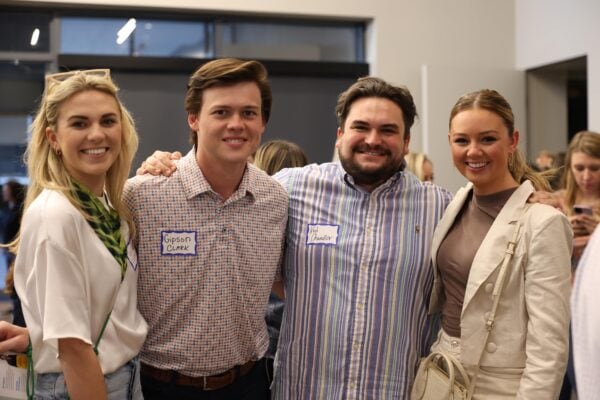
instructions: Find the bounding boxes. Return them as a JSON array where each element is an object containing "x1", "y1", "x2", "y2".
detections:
[{"x1": 127, "y1": 58, "x2": 288, "y2": 400}]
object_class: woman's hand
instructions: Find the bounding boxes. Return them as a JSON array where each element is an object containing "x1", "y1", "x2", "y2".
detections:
[
  {"x1": 572, "y1": 235, "x2": 590, "y2": 264},
  {"x1": 570, "y1": 214, "x2": 599, "y2": 236},
  {"x1": 0, "y1": 321, "x2": 29, "y2": 354},
  {"x1": 136, "y1": 151, "x2": 182, "y2": 176}
]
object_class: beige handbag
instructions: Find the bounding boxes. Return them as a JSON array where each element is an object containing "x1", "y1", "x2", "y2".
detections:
[
  {"x1": 411, "y1": 220, "x2": 522, "y2": 400},
  {"x1": 411, "y1": 352, "x2": 470, "y2": 400}
]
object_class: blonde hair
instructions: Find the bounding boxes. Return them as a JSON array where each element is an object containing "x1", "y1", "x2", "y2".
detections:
[
  {"x1": 562, "y1": 130, "x2": 600, "y2": 214},
  {"x1": 11, "y1": 71, "x2": 138, "y2": 250},
  {"x1": 253, "y1": 140, "x2": 308, "y2": 175},
  {"x1": 449, "y1": 89, "x2": 550, "y2": 191},
  {"x1": 404, "y1": 152, "x2": 432, "y2": 181}
]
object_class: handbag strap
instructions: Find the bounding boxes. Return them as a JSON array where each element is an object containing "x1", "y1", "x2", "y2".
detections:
[{"x1": 467, "y1": 219, "x2": 522, "y2": 399}]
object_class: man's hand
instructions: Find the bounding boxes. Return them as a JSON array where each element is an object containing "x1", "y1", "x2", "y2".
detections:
[
  {"x1": 528, "y1": 190, "x2": 564, "y2": 210},
  {"x1": 0, "y1": 321, "x2": 29, "y2": 354},
  {"x1": 136, "y1": 151, "x2": 182, "y2": 176}
]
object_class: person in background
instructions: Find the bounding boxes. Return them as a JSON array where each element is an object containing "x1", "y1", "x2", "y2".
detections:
[
  {"x1": 0, "y1": 180, "x2": 26, "y2": 262},
  {"x1": 534, "y1": 149, "x2": 555, "y2": 171},
  {"x1": 13, "y1": 69, "x2": 147, "y2": 399},
  {"x1": 554, "y1": 130, "x2": 600, "y2": 400},
  {"x1": 1, "y1": 181, "x2": 26, "y2": 327},
  {"x1": 404, "y1": 151, "x2": 434, "y2": 182},
  {"x1": 427, "y1": 89, "x2": 571, "y2": 398},
  {"x1": 555, "y1": 131, "x2": 600, "y2": 264},
  {"x1": 571, "y1": 224, "x2": 600, "y2": 400},
  {"x1": 251, "y1": 139, "x2": 309, "y2": 387},
  {"x1": 253, "y1": 139, "x2": 308, "y2": 176}
]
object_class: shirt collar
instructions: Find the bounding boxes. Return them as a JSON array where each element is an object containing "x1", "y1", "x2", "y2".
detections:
[
  {"x1": 178, "y1": 149, "x2": 256, "y2": 202},
  {"x1": 339, "y1": 162, "x2": 406, "y2": 193}
]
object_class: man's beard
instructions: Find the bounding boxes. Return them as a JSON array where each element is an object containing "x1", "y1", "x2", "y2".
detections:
[{"x1": 338, "y1": 144, "x2": 404, "y2": 188}]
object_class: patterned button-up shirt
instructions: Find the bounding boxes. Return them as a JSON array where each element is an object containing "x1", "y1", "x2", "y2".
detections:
[
  {"x1": 124, "y1": 150, "x2": 288, "y2": 376},
  {"x1": 272, "y1": 163, "x2": 451, "y2": 399}
]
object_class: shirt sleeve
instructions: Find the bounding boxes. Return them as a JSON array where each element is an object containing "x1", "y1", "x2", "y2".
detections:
[
  {"x1": 518, "y1": 210, "x2": 572, "y2": 397},
  {"x1": 35, "y1": 237, "x2": 93, "y2": 353}
]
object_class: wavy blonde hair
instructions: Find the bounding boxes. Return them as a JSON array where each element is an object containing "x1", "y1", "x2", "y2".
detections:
[{"x1": 11, "y1": 71, "x2": 138, "y2": 250}]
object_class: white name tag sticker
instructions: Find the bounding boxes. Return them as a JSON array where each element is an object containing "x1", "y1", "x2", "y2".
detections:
[
  {"x1": 161, "y1": 231, "x2": 197, "y2": 256},
  {"x1": 306, "y1": 224, "x2": 339, "y2": 246}
]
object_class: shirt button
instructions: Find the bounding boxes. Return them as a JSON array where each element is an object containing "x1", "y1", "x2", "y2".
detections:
[
  {"x1": 486, "y1": 342, "x2": 497, "y2": 353},
  {"x1": 361, "y1": 264, "x2": 367, "y2": 271},
  {"x1": 353, "y1": 341, "x2": 360, "y2": 350},
  {"x1": 356, "y1": 303, "x2": 364, "y2": 311},
  {"x1": 222, "y1": 227, "x2": 227, "y2": 233},
  {"x1": 485, "y1": 283, "x2": 493, "y2": 293}
]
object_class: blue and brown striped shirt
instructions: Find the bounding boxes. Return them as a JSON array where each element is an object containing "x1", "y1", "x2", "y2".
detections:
[{"x1": 273, "y1": 162, "x2": 451, "y2": 399}]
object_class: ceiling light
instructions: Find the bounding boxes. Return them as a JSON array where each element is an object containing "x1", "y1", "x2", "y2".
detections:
[
  {"x1": 30, "y1": 28, "x2": 40, "y2": 46},
  {"x1": 116, "y1": 18, "x2": 136, "y2": 45}
]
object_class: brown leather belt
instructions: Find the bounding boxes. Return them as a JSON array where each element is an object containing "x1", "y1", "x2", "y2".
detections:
[{"x1": 140, "y1": 360, "x2": 257, "y2": 391}]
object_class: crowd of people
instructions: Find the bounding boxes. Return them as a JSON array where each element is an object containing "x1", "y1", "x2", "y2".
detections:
[{"x1": 0, "y1": 57, "x2": 598, "y2": 400}]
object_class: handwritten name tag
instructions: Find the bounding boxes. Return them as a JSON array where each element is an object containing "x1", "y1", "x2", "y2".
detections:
[
  {"x1": 306, "y1": 224, "x2": 339, "y2": 246},
  {"x1": 161, "y1": 231, "x2": 197, "y2": 256}
]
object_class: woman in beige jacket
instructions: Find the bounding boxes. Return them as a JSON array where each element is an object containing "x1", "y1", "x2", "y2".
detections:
[{"x1": 428, "y1": 89, "x2": 572, "y2": 398}]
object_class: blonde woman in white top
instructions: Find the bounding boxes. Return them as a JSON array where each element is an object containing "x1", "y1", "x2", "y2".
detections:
[{"x1": 9, "y1": 70, "x2": 147, "y2": 400}]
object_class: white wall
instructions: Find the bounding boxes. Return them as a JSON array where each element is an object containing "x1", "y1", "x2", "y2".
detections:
[
  {"x1": 19, "y1": 0, "x2": 519, "y2": 193},
  {"x1": 516, "y1": 0, "x2": 600, "y2": 131}
]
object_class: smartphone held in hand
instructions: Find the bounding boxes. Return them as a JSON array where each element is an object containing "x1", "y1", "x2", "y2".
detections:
[{"x1": 573, "y1": 204, "x2": 594, "y2": 215}]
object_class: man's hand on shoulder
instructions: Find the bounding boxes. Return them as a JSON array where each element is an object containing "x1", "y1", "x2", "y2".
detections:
[
  {"x1": 136, "y1": 151, "x2": 182, "y2": 177},
  {"x1": 528, "y1": 190, "x2": 564, "y2": 211}
]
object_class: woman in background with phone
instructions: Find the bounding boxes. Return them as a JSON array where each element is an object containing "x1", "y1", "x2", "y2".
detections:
[{"x1": 556, "y1": 131, "x2": 600, "y2": 263}]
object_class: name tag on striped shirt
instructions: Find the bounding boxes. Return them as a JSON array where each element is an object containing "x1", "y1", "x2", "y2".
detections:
[
  {"x1": 161, "y1": 231, "x2": 197, "y2": 255},
  {"x1": 306, "y1": 224, "x2": 339, "y2": 246}
]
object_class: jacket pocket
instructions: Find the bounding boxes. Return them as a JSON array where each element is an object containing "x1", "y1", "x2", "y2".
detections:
[{"x1": 479, "y1": 366, "x2": 524, "y2": 380}]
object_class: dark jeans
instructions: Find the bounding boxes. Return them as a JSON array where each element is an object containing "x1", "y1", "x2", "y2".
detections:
[{"x1": 141, "y1": 358, "x2": 270, "y2": 400}]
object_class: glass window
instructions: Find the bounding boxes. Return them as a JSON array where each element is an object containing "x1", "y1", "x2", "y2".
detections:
[
  {"x1": 60, "y1": 17, "x2": 213, "y2": 58},
  {"x1": 218, "y1": 21, "x2": 364, "y2": 62},
  {"x1": 0, "y1": 12, "x2": 51, "y2": 52}
]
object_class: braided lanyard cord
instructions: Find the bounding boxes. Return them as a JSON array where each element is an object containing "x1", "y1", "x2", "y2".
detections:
[{"x1": 26, "y1": 340, "x2": 34, "y2": 400}]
